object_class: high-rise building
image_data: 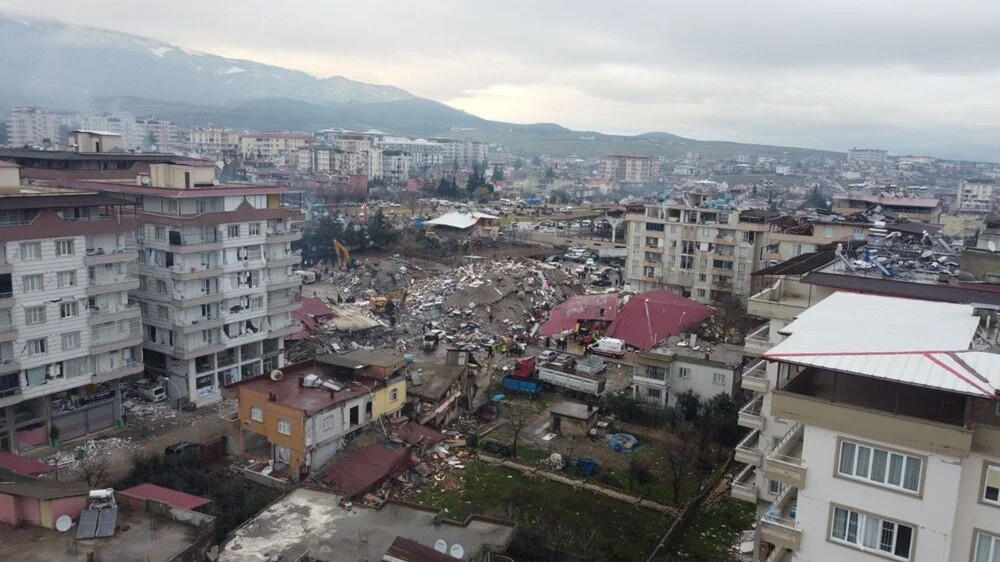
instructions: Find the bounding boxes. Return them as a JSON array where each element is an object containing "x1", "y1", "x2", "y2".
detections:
[
  {"x1": 846, "y1": 147, "x2": 888, "y2": 167},
  {"x1": 97, "y1": 161, "x2": 303, "y2": 406},
  {"x1": 957, "y1": 178, "x2": 996, "y2": 217},
  {"x1": 5, "y1": 107, "x2": 75, "y2": 148},
  {"x1": 0, "y1": 162, "x2": 144, "y2": 451},
  {"x1": 601, "y1": 153, "x2": 658, "y2": 182}
]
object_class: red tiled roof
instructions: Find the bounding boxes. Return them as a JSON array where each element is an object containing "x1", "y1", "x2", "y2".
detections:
[
  {"x1": 0, "y1": 452, "x2": 56, "y2": 476},
  {"x1": 392, "y1": 421, "x2": 445, "y2": 446},
  {"x1": 605, "y1": 290, "x2": 714, "y2": 350},
  {"x1": 292, "y1": 295, "x2": 335, "y2": 333},
  {"x1": 540, "y1": 293, "x2": 618, "y2": 336},
  {"x1": 119, "y1": 483, "x2": 212, "y2": 511},
  {"x1": 324, "y1": 443, "x2": 418, "y2": 497}
]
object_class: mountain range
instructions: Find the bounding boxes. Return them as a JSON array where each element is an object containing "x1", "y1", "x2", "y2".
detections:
[{"x1": 0, "y1": 13, "x2": 842, "y2": 160}]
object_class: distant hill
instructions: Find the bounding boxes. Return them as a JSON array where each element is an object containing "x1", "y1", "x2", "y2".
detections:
[{"x1": 0, "y1": 13, "x2": 844, "y2": 161}]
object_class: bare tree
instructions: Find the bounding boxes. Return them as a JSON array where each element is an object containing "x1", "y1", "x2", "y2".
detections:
[
  {"x1": 504, "y1": 401, "x2": 537, "y2": 458},
  {"x1": 662, "y1": 422, "x2": 709, "y2": 503},
  {"x1": 77, "y1": 455, "x2": 112, "y2": 488}
]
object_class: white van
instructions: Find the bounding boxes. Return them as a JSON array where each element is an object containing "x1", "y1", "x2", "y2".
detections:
[
  {"x1": 589, "y1": 337, "x2": 626, "y2": 358},
  {"x1": 295, "y1": 270, "x2": 317, "y2": 284},
  {"x1": 136, "y1": 380, "x2": 167, "y2": 403}
]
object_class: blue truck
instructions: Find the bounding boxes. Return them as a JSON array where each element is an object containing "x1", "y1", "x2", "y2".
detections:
[{"x1": 501, "y1": 375, "x2": 542, "y2": 396}]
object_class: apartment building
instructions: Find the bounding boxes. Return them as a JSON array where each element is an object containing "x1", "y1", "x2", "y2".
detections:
[
  {"x1": 5, "y1": 107, "x2": 76, "y2": 148},
  {"x1": 630, "y1": 338, "x2": 742, "y2": 408},
  {"x1": 377, "y1": 137, "x2": 442, "y2": 168},
  {"x1": 957, "y1": 178, "x2": 996, "y2": 217},
  {"x1": 238, "y1": 133, "x2": 313, "y2": 165},
  {"x1": 846, "y1": 147, "x2": 888, "y2": 167},
  {"x1": 601, "y1": 153, "x2": 658, "y2": 182},
  {"x1": 0, "y1": 164, "x2": 143, "y2": 452},
  {"x1": 734, "y1": 292, "x2": 1000, "y2": 562},
  {"x1": 229, "y1": 351, "x2": 406, "y2": 482},
  {"x1": 187, "y1": 126, "x2": 241, "y2": 154},
  {"x1": 380, "y1": 150, "x2": 410, "y2": 184},
  {"x1": 94, "y1": 161, "x2": 303, "y2": 407},
  {"x1": 624, "y1": 193, "x2": 770, "y2": 302},
  {"x1": 77, "y1": 114, "x2": 178, "y2": 151},
  {"x1": 831, "y1": 192, "x2": 943, "y2": 223}
]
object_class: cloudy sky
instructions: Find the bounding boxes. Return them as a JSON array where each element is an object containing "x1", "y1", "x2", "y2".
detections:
[{"x1": 3, "y1": 0, "x2": 999, "y2": 160}]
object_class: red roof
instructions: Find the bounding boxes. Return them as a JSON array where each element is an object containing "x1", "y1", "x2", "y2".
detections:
[
  {"x1": 392, "y1": 421, "x2": 445, "y2": 446},
  {"x1": 239, "y1": 361, "x2": 377, "y2": 415},
  {"x1": 292, "y1": 295, "x2": 336, "y2": 333},
  {"x1": 385, "y1": 537, "x2": 454, "y2": 561},
  {"x1": 604, "y1": 290, "x2": 714, "y2": 350},
  {"x1": 0, "y1": 452, "x2": 56, "y2": 476},
  {"x1": 540, "y1": 293, "x2": 619, "y2": 336},
  {"x1": 119, "y1": 483, "x2": 212, "y2": 511},
  {"x1": 324, "y1": 443, "x2": 418, "y2": 497}
]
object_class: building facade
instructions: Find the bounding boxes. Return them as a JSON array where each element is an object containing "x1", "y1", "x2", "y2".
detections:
[
  {"x1": 238, "y1": 133, "x2": 313, "y2": 165},
  {"x1": 601, "y1": 153, "x2": 657, "y2": 182},
  {"x1": 631, "y1": 342, "x2": 741, "y2": 407},
  {"x1": 187, "y1": 127, "x2": 241, "y2": 154},
  {"x1": 0, "y1": 165, "x2": 143, "y2": 452},
  {"x1": 5, "y1": 107, "x2": 77, "y2": 148},
  {"x1": 99, "y1": 162, "x2": 303, "y2": 406},
  {"x1": 624, "y1": 194, "x2": 770, "y2": 302},
  {"x1": 846, "y1": 147, "x2": 888, "y2": 167},
  {"x1": 957, "y1": 178, "x2": 996, "y2": 216}
]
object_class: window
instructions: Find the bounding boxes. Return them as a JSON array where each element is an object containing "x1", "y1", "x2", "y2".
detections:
[
  {"x1": 249, "y1": 223, "x2": 261, "y2": 236},
  {"x1": 61, "y1": 331, "x2": 81, "y2": 350},
  {"x1": 678, "y1": 367, "x2": 691, "y2": 379},
  {"x1": 390, "y1": 388, "x2": 399, "y2": 401},
  {"x1": 59, "y1": 302, "x2": 78, "y2": 318},
  {"x1": 166, "y1": 199, "x2": 179, "y2": 213},
  {"x1": 195, "y1": 199, "x2": 207, "y2": 213},
  {"x1": 55, "y1": 239, "x2": 74, "y2": 256},
  {"x1": 697, "y1": 289, "x2": 706, "y2": 297},
  {"x1": 768, "y1": 480, "x2": 781, "y2": 495},
  {"x1": 227, "y1": 225, "x2": 240, "y2": 238},
  {"x1": 643, "y1": 365, "x2": 667, "y2": 381},
  {"x1": 22, "y1": 306, "x2": 47, "y2": 327},
  {"x1": 824, "y1": 226, "x2": 835, "y2": 239},
  {"x1": 158, "y1": 305, "x2": 169, "y2": 320},
  {"x1": 250, "y1": 406, "x2": 263, "y2": 422},
  {"x1": 713, "y1": 373, "x2": 726, "y2": 385},
  {"x1": 154, "y1": 226, "x2": 166, "y2": 240},
  {"x1": 322, "y1": 415, "x2": 335, "y2": 431},
  {"x1": 277, "y1": 418, "x2": 291, "y2": 435},
  {"x1": 830, "y1": 506, "x2": 912, "y2": 560},
  {"x1": 19, "y1": 242, "x2": 41, "y2": 260},
  {"x1": 22, "y1": 274, "x2": 43, "y2": 292},
  {"x1": 838, "y1": 440, "x2": 922, "y2": 493},
  {"x1": 155, "y1": 279, "x2": 167, "y2": 294},
  {"x1": 647, "y1": 388, "x2": 661, "y2": 399},
  {"x1": 975, "y1": 531, "x2": 1000, "y2": 562},
  {"x1": 26, "y1": 338, "x2": 46, "y2": 355},
  {"x1": 57, "y1": 270, "x2": 77, "y2": 288},
  {"x1": 983, "y1": 463, "x2": 1000, "y2": 505}
]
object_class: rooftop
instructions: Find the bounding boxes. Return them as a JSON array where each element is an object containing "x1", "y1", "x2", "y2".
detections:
[
  {"x1": 605, "y1": 289, "x2": 714, "y2": 350},
  {"x1": 407, "y1": 362, "x2": 465, "y2": 401},
  {"x1": 0, "y1": 469, "x2": 89, "y2": 499},
  {"x1": 540, "y1": 293, "x2": 619, "y2": 336},
  {"x1": 323, "y1": 442, "x2": 418, "y2": 497},
  {"x1": 319, "y1": 349, "x2": 407, "y2": 371},
  {"x1": 119, "y1": 483, "x2": 212, "y2": 511},
  {"x1": 238, "y1": 362, "x2": 376, "y2": 416},
  {"x1": 833, "y1": 192, "x2": 940, "y2": 208},
  {"x1": 425, "y1": 211, "x2": 499, "y2": 230},
  {"x1": 0, "y1": 452, "x2": 57, "y2": 476},
  {"x1": 219, "y1": 487, "x2": 516, "y2": 562},
  {"x1": 550, "y1": 399, "x2": 599, "y2": 420}
]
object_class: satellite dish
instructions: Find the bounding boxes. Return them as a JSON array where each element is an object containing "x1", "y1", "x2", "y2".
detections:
[
  {"x1": 270, "y1": 370, "x2": 284, "y2": 381},
  {"x1": 212, "y1": 179, "x2": 220, "y2": 186},
  {"x1": 150, "y1": 144, "x2": 158, "y2": 152},
  {"x1": 55, "y1": 515, "x2": 73, "y2": 532},
  {"x1": 449, "y1": 544, "x2": 465, "y2": 558},
  {"x1": 140, "y1": 176, "x2": 151, "y2": 186},
  {"x1": 990, "y1": 241, "x2": 997, "y2": 253},
  {"x1": 434, "y1": 540, "x2": 447, "y2": 553}
]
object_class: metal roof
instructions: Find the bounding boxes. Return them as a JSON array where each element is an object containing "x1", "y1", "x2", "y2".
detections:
[
  {"x1": 120, "y1": 483, "x2": 212, "y2": 511},
  {"x1": 762, "y1": 292, "x2": 998, "y2": 396},
  {"x1": 425, "y1": 211, "x2": 499, "y2": 230}
]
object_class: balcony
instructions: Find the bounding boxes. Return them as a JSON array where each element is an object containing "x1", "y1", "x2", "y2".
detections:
[
  {"x1": 266, "y1": 251, "x2": 302, "y2": 268},
  {"x1": 170, "y1": 263, "x2": 224, "y2": 281},
  {"x1": 735, "y1": 429, "x2": 763, "y2": 466},
  {"x1": 90, "y1": 325, "x2": 143, "y2": 355},
  {"x1": 266, "y1": 229, "x2": 302, "y2": 244},
  {"x1": 267, "y1": 297, "x2": 302, "y2": 315},
  {"x1": 741, "y1": 359, "x2": 769, "y2": 393},
  {"x1": 178, "y1": 315, "x2": 227, "y2": 334},
  {"x1": 738, "y1": 394, "x2": 765, "y2": 431},
  {"x1": 88, "y1": 302, "x2": 141, "y2": 325},
  {"x1": 92, "y1": 359, "x2": 143, "y2": 384},
  {"x1": 747, "y1": 279, "x2": 811, "y2": 321},
  {"x1": 760, "y1": 486, "x2": 800, "y2": 551},
  {"x1": 730, "y1": 464, "x2": 758, "y2": 503},
  {"x1": 266, "y1": 276, "x2": 301, "y2": 291},
  {"x1": 764, "y1": 422, "x2": 806, "y2": 488},
  {"x1": 0, "y1": 322, "x2": 15, "y2": 343},
  {"x1": 86, "y1": 275, "x2": 139, "y2": 296},
  {"x1": 0, "y1": 357, "x2": 20, "y2": 376},
  {"x1": 0, "y1": 254, "x2": 10, "y2": 274},
  {"x1": 744, "y1": 322, "x2": 771, "y2": 355},
  {"x1": 83, "y1": 247, "x2": 139, "y2": 266},
  {"x1": 267, "y1": 322, "x2": 301, "y2": 339},
  {"x1": 0, "y1": 292, "x2": 14, "y2": 309}
]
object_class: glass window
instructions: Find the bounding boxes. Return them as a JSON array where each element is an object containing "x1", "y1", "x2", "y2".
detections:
[
  {"x1": 55, "y1": 239, "x2": 74, "y2": 256},
  {"x1": 26, "y1": 338, "x2": 46, "y2": 355},
  {"x1": 390, "y1": 388, "x2": 398, "y2": 401},
  {"x1": 61, "y1": 331, "x2": 81, "y2": 350},
  {"x1": 322, "y1": 415, "x2": 335, "y2": 431},
  {"x1": 713, "y1": 373, "x2": 726, "y2": 385},
  {"x1": 249, "y1": 223, "x2": 261, "y2": 236},
  {"x1": 22, "y1": 274, "x2": 44, "y2": 292},
  {"x1": 983, "y1": 464, "x2": 1000, "y2": 505},
  {"x1": 838, "y1": 440, "x2": 922, "y2": 494},
  {"x1": 277, "y1": 418, "x2": 291, "y2": 435},
  {"x1": 830, "y1": 507, "x2": 912, "y2": 560},
  {"x1": 678, "y1": 367, "x2": 691, "y2": 379},
  {"x1": 250, "y1": 406, "x2": 263, "y2": 422},
  {"x1": 60, "y1": 302, "x2": 78, "y2": 318},
  {"x1": 24, "y1": 306, "x2": 45, "y2": 325},
  {"x1": 227, "y1": 225, "x2": 240, "y2": 238},
  {"x1": 57, "y1": 270, "x2": 77, "y2": 288},
  {"x1": 975, "y1": 531, "x2": 1000, "y2": 562},
  {"x1": 19, "y1": 242, "x2": 42, "y2": 260}
]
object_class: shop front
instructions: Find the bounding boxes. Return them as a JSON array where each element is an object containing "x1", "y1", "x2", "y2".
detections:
[{"x1": 49, "y1": 383, "x2": 121, "y2": 442}]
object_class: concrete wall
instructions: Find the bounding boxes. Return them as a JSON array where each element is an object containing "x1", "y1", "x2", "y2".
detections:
[
  {"x1": 950, "y1": 451, "x2": 1000, "y2": 560},
  {"x1": 41, "y1": 495, "x2": 88, "y2": 528},
  {"x1": 0, "y1": 493, "x2": 16, "y2": 524},
  {"x1": 667, "y1": 359, "x2": 734, "y2": 407},
  {"x1": 373, "y1": 379, "x2": 406, "y2": 417}
]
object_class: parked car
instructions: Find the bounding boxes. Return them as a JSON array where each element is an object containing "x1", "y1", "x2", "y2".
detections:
[
  {"x1": 164, "y1": 440, "x2": 202, "y2": 456},
  {"x1": 589, "y1": 337, "x2": 626, "y2": 358}
]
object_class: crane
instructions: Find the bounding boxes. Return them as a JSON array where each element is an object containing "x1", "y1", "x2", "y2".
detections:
[{"x1": 331, "y1": 239, "x2": 350, "y2": 269}]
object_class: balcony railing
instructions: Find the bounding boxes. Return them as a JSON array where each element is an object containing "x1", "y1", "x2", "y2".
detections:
[
  {"x1": 741, "y1": 358, "x2": 769, "y2": 393},
  {"x1": 760, "y1": 486, "x2": 800, "y2": 551},
  {"x1": 765, "y1": 422, "x2": 806, "y2": 488},
  {"x1": 730, "y1": 464, "x2": 758, "y2": 503},
  {"x1": 738, "y1": 394, "x2": 765, "y2": 431},
  {"x1": 735, "y1": 429, "x2": 763, "y2": 466},
  {"x1": 746, "y1": 322, "x2": 770, "y2": 345}
]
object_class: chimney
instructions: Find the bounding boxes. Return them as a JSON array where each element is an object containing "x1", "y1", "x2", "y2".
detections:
[
  {"x1": 268, "y1": 391, "x2": 276, "y2": 402},
  {"x1": 329, "y1": 388, "x2": 336, "y2": 399}
]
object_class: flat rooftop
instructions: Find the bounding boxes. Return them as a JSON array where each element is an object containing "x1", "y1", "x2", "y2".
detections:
[
  {"x1": 407, "y1": 362, "x2": 464, "y2": 401},
  {"x1": 238, "y1": 362, "x2": 375, "y2": 416},
  {"x1": 648, "y1": 335, "x2": 746, "y2": 367},
  {"x1": 0, "y1": 508, "x2": 202, "y2": 562},
  {"x1": 219, "y1": 487, "x2": 515, "y2": 562}
]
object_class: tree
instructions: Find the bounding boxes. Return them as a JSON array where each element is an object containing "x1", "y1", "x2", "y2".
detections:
[
  {"x1": 514, "y1": 157, "x2": 525, "y2": 170},
  {"x1": 543, "y1": 167, "x2": 557, "y2": 184},
  {"x1": 705, "y1": 393, "x2": 742, "y2": 447},
  {"x1": 437, "y1": 177, "x2": 460, "y2": 199},
  {"x1": 676, "y1": 390, "x2": 701, "y2": 422},
  {"x1": 366, "y1": 208, "x2": 398, "y2": 248},
  {"x1": 78, "y1": 455, "x2": 112, "y2": 487},
  {"x1": 714, "y1": 295, "x2": 753, "y2": 341},
  {"x1": 504, "y1": 401, "x2": 536, "y2": 458},
  {"x1": 492, "y1": 165, "x2": 505, "y2": 181},
  {"x1": 662, "y1": 422, "x2": 707, "y2": 503},
  {"x1": 805, "y1": 185, "x2": 828, "y2": 211},
  {"x1": 473, "y1": 186, "x2": 493, "y2": 201},
  {"x1": 531, "y1": 155, "x2": 542, "y2": 167},
  {"x1": 466, "y1": 162, "x2": 487, "y2": 193}
]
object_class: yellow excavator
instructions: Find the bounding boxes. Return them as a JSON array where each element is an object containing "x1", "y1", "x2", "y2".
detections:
[{"x1": 331, "y1": 239, "x2": 351, "y2": 269}]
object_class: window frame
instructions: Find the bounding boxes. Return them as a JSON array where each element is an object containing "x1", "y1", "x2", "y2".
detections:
[
  {"x1": 389, "y1": 387, "x2": 398, "y2": 402},
  {"x1": 61, "y1": 331, "x2": 81, "y2": 350},
  {"x1": 974, "y1": 529, "x2": 1000, "y2": 562},
  {"x1": 828, "y1": 504, "x2": 914, "y2": 561},
  {"x1": 835, "y1": 437, "x2": 926, "y2": 497},
  {"x1": 712, "y1": 373, "x2": 726, "y2": 385},
  {"x1": 677, "y1": 366, "x2": 691, "y2": 379},
  {"x1": 22, "y1": 274, "x2": 44, "y2": 293},
  {"x1": 59, "y1": 302, "x2": 78, "y2": 319},
  {"x1": 26, "y1": 337, "x2": 46, "y2": 355},
  {"x1": 24, "y1": 305, "x2": 46, "y2": 325},
  {"x1": 55, "y1": 239, "x2": 74, "y2": 256},
  {"x1": 277, "y1": 418, "x2": 292, "y2": 436},
  {"x1": 57, "y1": 270, "x2": 77, "y2": 288},
  {"x1": 250, "y1": 406, "x2": 263, "y2": 423},
  {"x1": 980, "y1": 461, "x2": 1000, "y2": 509},
  {"x1": 19, "y1": 242, "x2": 42, "y2": 260}
]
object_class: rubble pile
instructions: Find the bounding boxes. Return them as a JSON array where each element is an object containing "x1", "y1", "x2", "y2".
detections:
[{"x1": 48, "y1": 436, "x2": 139, "y2": 469}]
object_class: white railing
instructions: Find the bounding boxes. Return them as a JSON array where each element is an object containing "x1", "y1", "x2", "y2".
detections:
[
  {"x1": 732, "y1": 464, "x2": 757, "y2": 494},
  {"x1": 736, "y1": 428, "x2": 762, "y2": 454},
  {"x1": 740, "y1": 394, "x2": 764, "y2": 417},
  {"x1": 746, "y1": 322, "x2": 770, "y2": 344},
  {"x1": 768, "y1": 422, "x2": 804, "y2": 465},
  {"x1": 763, "y1": 485, "x2": 798, "y2": 530}
]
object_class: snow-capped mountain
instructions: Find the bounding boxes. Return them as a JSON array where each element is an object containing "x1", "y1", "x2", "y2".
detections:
[{"x1": 0, "y1": 14, "x2": 414, "y2": 109}]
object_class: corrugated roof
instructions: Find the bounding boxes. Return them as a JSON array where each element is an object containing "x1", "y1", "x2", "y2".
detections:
[
  {"x1": 752, "y1": 251, "x2": 836, "y2": 276},
  {"x1": 425, "y1": 212, "x2": 499, "y2": 230},
  {"x1": 0, "y1": 451, "x2": 57, "y2": 476},
  {"x1": 762, "y1": 292, "x2": 995, "y2": 396},
  {"x1": 540, "y1": 293, "x2": 618, "y2": 336},
  {"x1": 120, "y1": 483, "x2": 212, "y2": 511},
  {"x1": 604, "y1": 289, "x2": 714, "y2": 350},
  {"x1": 324, "y1": 443, "x2": 417, "y2": 497}
]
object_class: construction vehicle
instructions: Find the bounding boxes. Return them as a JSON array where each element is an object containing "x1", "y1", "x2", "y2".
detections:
[{"x1": 331, "y1": 239, "x2": 353, "y2": 269}]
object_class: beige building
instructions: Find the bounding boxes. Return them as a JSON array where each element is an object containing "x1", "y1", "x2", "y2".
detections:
[
  {"x1": 831, "y1": 192, "x2": 942, "y2": 223},
  {"x1": 957, "y1": 178, "x2": 995, "y2": 216},
  {"x1": 5, "y1": 107, "x2": 76, "y2": 148},
  {"x1": 188, "y1": 126, "x2": 241, "y2": 154},
  {"x1": 624, "y1": 193, "x2": 770, "y2": 302},
  {"x1": 238, "y1": 133, "x2": 313, "y2": 164},
  {"x1": 601, "y1": 153, "x2": 657, "y2": 182}
]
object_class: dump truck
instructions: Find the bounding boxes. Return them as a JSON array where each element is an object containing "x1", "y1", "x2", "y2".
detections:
[{"x1": 510, "y1": 353, "x2": 606, "y2": 399}]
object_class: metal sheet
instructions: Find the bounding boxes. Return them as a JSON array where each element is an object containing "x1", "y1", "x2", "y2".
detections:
[
  {"x1": 95, "y1": 507, "x2": 118, "y2": 538},
  {"x1": 76, "y1": 509, "x2": 99, "y2": 539}
]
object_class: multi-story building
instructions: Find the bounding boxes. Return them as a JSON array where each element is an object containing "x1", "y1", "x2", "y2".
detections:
[
  {"x1": 229, "y1": 351, "x2": 406, "y2": 482},
  {"x1": 0, "y1": 163, "x2": 143, "y2": 452},
  {"x1": 624, "y1": 192, "x2": 770, "y2": 302},
  {"x1": 831, "y1": 192, "x2": 942, "y2": 223},
  {"x1": 957, "y1": 178, "x2": 996, "y2": 217},
  {"x1": 736, "y1": 291, "x2": 1000, "y2": 562},
  {"x1": 380, "y1": 150, "x2": 410, "y2": 184},
  {"x1": 846, "y1": 147, "x2": 888, "y2": 167},
  {"x1": 238, "y1": 133, "x2": 313, "y2": 165},
  {"x1": 432, "y1": 138, "x2": 486, "y2": 169},
  {"x1": 377, "y1": 137, "x2": 442, "y2": 168},
  {"x1": 601, "y1": 153, "x2": 657, "y2": 182},
  {"x1": 133, "y1": 118, "x2": 180, "y2": 151},
  {"x1": 76, "y1": 114, "x2": 177, "y2": 151},
  {"x1": 187, "y1": 126, "x2": 241, "y2": 154},
  {"x1": 95, "y1": 161, "x2": 303, "y2": 406},
  {"x1": 5, "y1": 107, "x2": 77, "y2": 148},
  {"x1": 630, "y1": 336, "x2": 743, "y2": 408}
]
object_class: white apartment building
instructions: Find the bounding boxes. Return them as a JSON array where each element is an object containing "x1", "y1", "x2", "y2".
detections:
[
  {"x1": 5, "y1": 107, "x2": 76, "y2": 148},
  {"x1": 377, "y1": 137, "x2": 442, "y2": 168},
  {"x1": 624, "y1": 193, "x2": 770, "y2": 302},
  {"x1": 0, "y1": 163, "x2": 143, "y2": 451},
  {"x1": 631, "y1": 337, "x2": 742, "y2": 408},
  {"x1": 238, "y1": 133, "x2": 313, "y2": 165},
  {"x1": 98, "y1": 162, "x2": 303, "y2": 407},
  {"x1": 380, "y1": 150, "x2": 410, "y2": 184},
  {"x1": 601, "y1": 153, "x2": 658, "y2": 182},
  {"x1": 846, "y1": 147, "x2": 888, "y2": 167},
  {"x1": 733, "y1": 291, "x2": 1000, "y2": 562},
  {"x1": 957, "y1": 178, "x2": 996, "y2": 216},
  {"x1": 77, "y1": 114, "x2": 178, "y2": 151},
  {"x1": 432, "y1": 138, "x2": 486, "y2": 169},
  {"x1": 188, "y1": 126, "x2": 241, "y2": 154}
]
